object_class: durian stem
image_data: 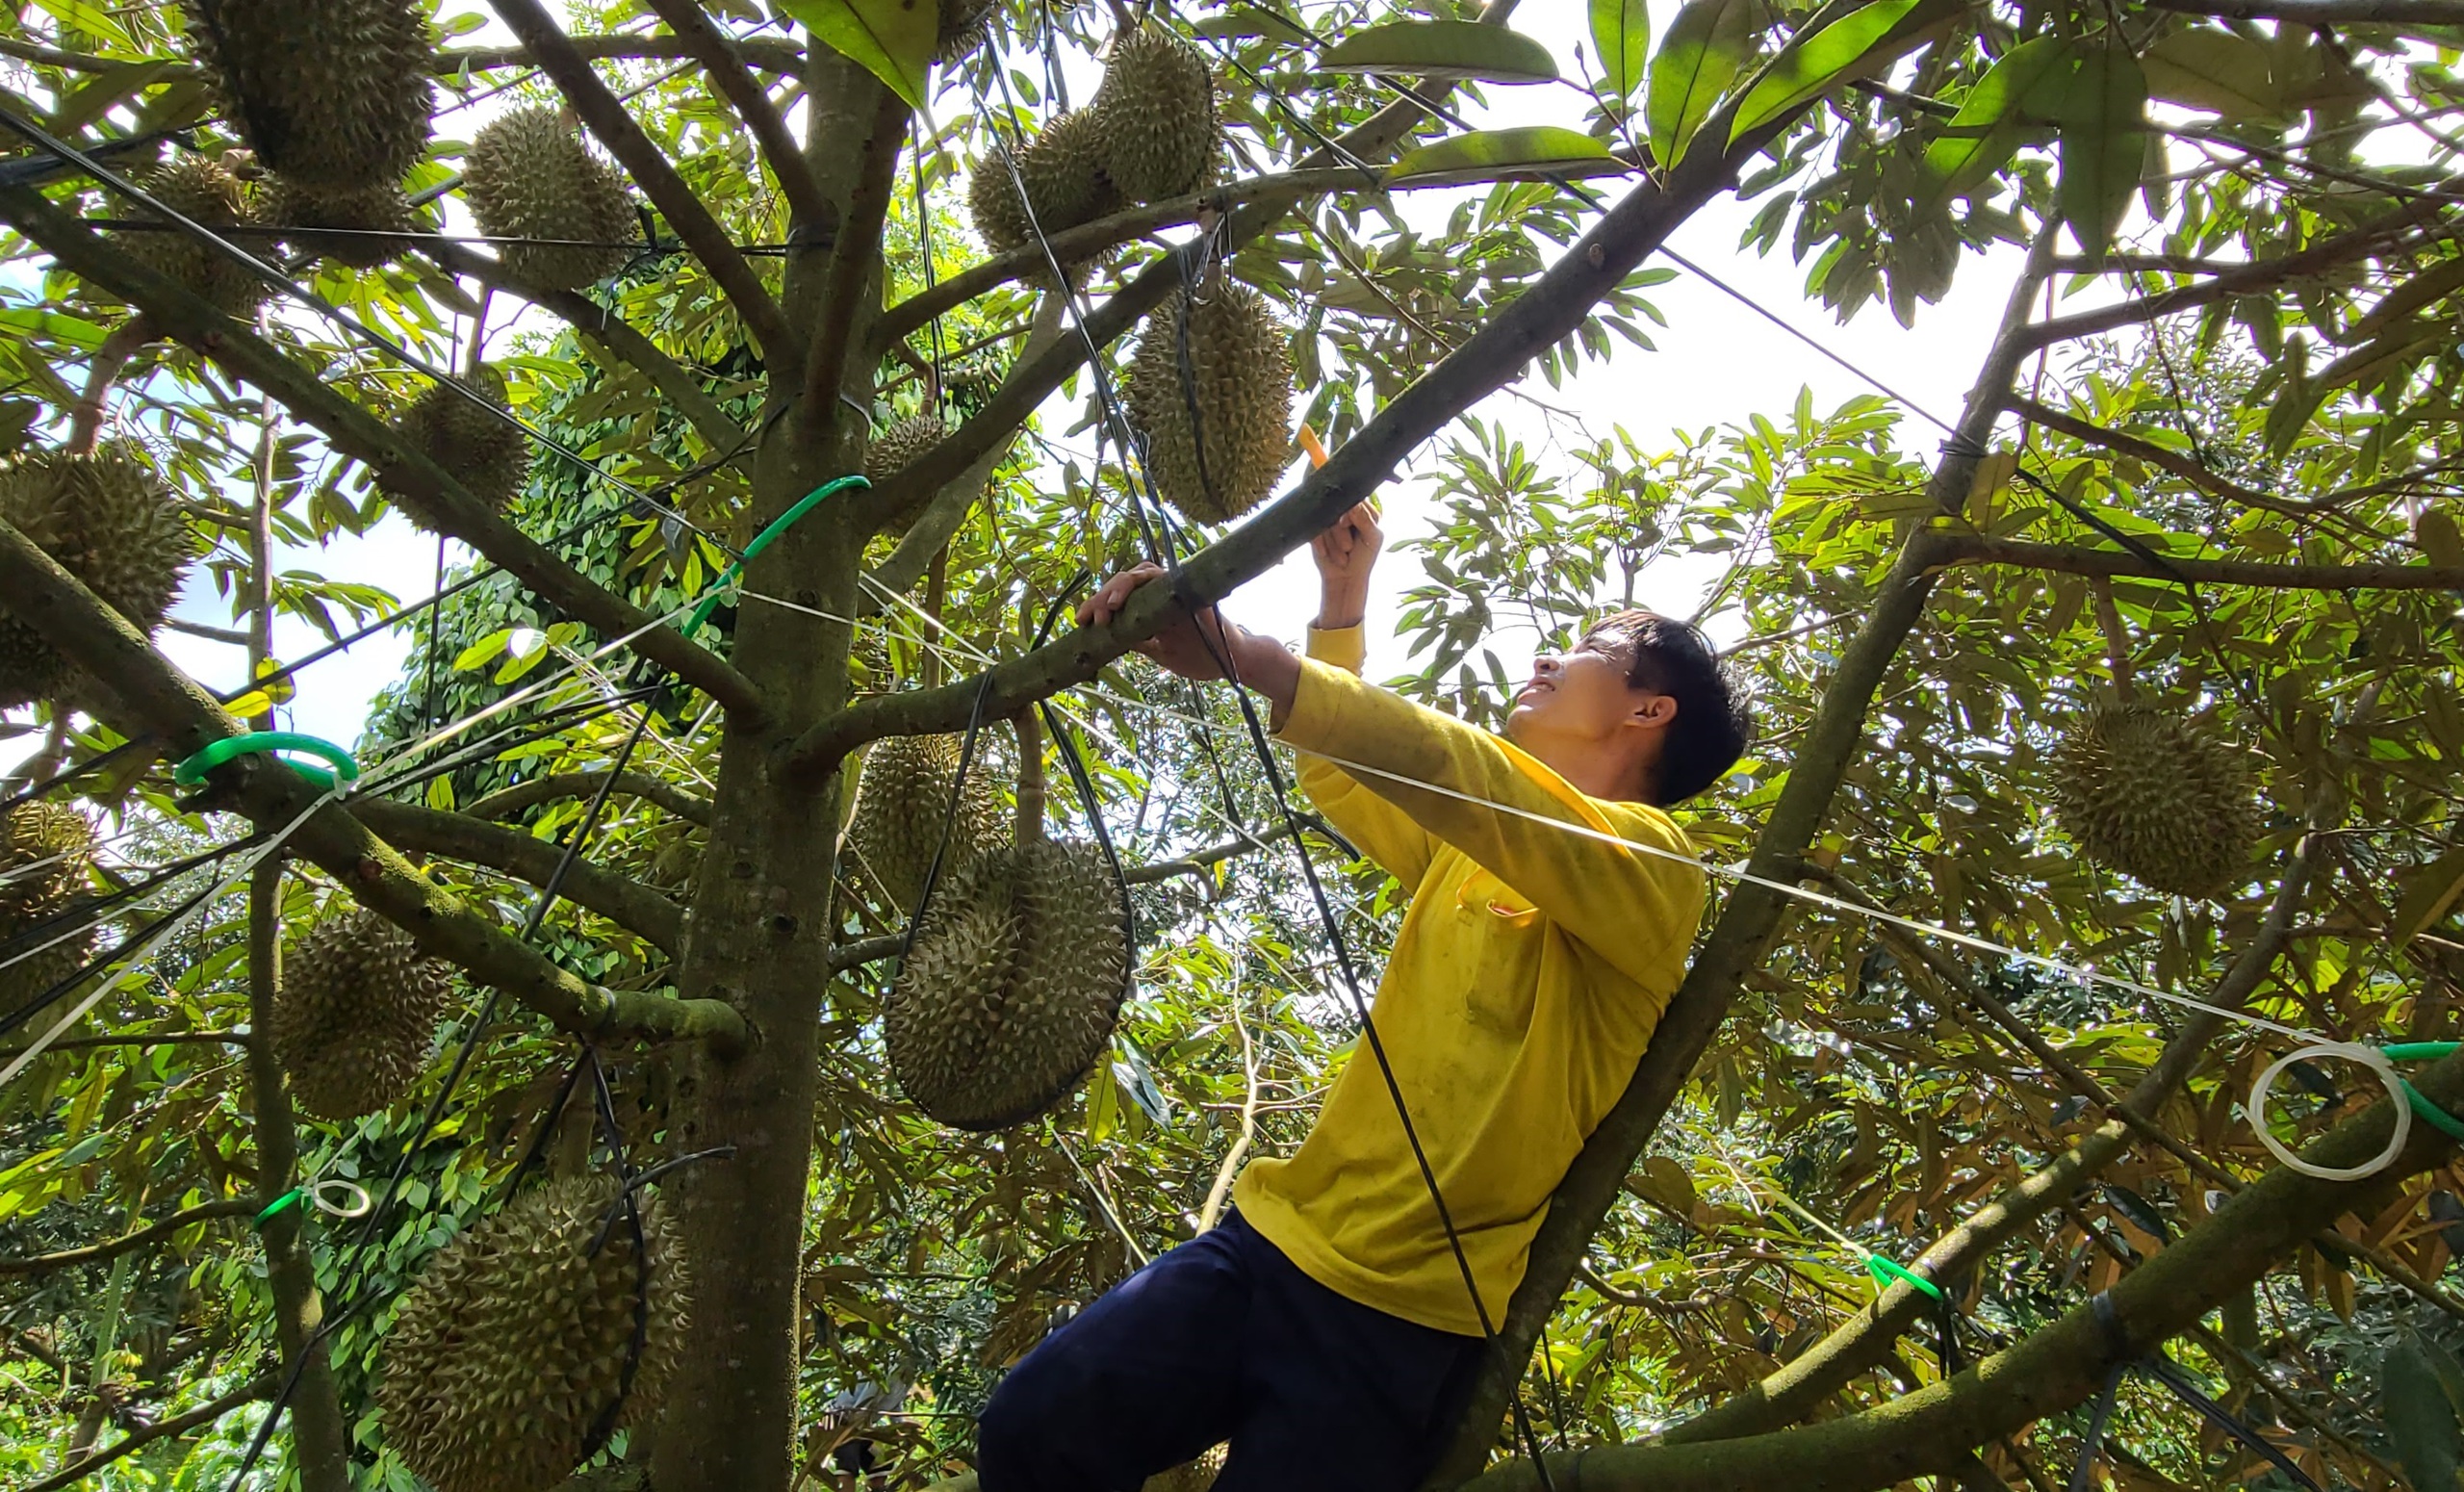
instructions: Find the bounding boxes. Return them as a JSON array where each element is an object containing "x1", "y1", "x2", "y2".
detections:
[
  {"x1": 2088, "y1": 576, "x2": 2139, "y2": 705},
  {"x1": 241, "y1": 866, "x2": 354, "y2": 1492},
  {"x1": 64, "y1": 317, "x2": 149, "y2": 455},
  {"x1": 1014, "y1": 709, "x2": 1046, "y2": 845}
]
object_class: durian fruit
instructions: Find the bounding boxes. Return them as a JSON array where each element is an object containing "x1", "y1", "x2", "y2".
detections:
[
  {"x1": 1121, "y1": 283, "x2": 1294, "y2": 525},
  {"x1": 863, "y1": 414, "x2": 947, "y2": 483},
  {"x1": 847, "y1": 733, "x2": 1006, "y2": 913},
  {"x1": 381, "y1": 364, "x2": 531, "y2": 517},
  {"x1": 2048, "y1": 702, "x2": 2261, "y2": 897},
  {"x1": 938, "y1": 0, "x2": 999, "y2": 59},
  {"x1": 262, "y1": 175, "x2": 423, "y2": 268},
  {"x1": 0, "y1": 802, "x2": 95, "y2": 1008},
  {"x1": 464, "y1": 107, "x2": 637, "y2": 292},
  {"x1": 967, "y1": 110, "x2": 1119, "y2": 262},
  {"x1": 269, "y1": 908, "x2": 456, "y2": 1120},
  {"x1": 1090, "y1": 25, "x2": 1219, "y2": 204},
  {"x1": 183, "y1": 0, "x2": 434, "y2": 192},
  {"x1": 886, "y1": 836, "x2": 1130, "y2": 1131},
  {"x1": 380, "y1": 1173, "x2": 691, "y2": 1492},
  {"x1": 108, "y1": 156, "x2": 267, "y2": 315},
  {"x1": 0, "y1": 445, "x2": 195, "y2": 708}
]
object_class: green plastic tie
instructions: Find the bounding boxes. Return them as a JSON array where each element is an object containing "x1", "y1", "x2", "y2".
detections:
[
  {"x1": 2404, "y1": 1080, "x2": 2464, "y2": 1145},
  {"x1": 253, "y1": 1187, "x2": 306, "y2": 1227},
  {"x1": 680, "y1": 474, "x2": 871, "y2": 641},
  {"x1": 2384, "y1": 1042, "x2": 2464, "y2": 1063},
  {"x1": 1863, "y1": 1252, "x2": 1943, "y2": 1300},
  {"x1": 173, "y1": 732, "x2": 361, "y2": 793}
]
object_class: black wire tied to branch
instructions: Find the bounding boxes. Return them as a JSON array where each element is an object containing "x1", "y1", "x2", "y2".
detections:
[{"x1": 2065, "y1": 1291, "x2": 2324, "y2": 1492}]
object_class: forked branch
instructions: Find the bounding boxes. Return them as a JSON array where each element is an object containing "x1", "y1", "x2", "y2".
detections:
[{"x1": 638, "y1": 0, "x2": 834, "y2": 233}]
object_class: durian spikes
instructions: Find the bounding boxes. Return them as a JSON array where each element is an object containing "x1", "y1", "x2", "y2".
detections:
[
  {"x1": 380, "y1": 1174, "x2": 691, "y2": 1492},
  {"x1": 847, "y1": 733, "x2": 1006, "y2": 914},
  {"x1": 2048, "y1": 702, "x2": 2262, "y2": 898},
  {"x1": 887, "y1": 837, "x2": 1130, "y2": 1131},
  {"x1": 967, "y1": 109, "x2": 1119, "y2": 267},
  {"x1": 1122, "y1": 281, "x2": 1295, "y2": 525},
  {"x1": 184, "y1": 0, "x2": 435, "y2": 192},
  {"x1": 464, "y1": 107, "x2": 637, "y2": 292},
  {"x1": 262, "y1": 175, "x2": 424, "y2": 268},
  {"x1": 0, "y1": 802, "x2": 95, "y2": 1012},
  {"x1": 0, "y1": 444, "x2": 195, "y2": 709},
  {"x1": 108, "y1": 156, "x2": 268, "y2": 315},
  {"x1": 1091, "y1": 23, "x2": 1219, "y2": 204},
  {"x1": 270, "y1": 908, "x2": 456, "y2": 1120},
  {"x1": 380, "y1": 364, "x2": 531, "y2": 519},
  {"x1": 864, "y1": 414, "x2": 948, "y2": 483}
]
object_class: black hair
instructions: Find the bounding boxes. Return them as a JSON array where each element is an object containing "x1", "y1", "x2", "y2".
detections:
[{"x1": 1598, "y1": 609, "x2": 1753, "y2": 806}]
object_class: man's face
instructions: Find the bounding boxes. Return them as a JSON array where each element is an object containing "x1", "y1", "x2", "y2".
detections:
[{"x1": 1506, "y1": 626, "x2": 1658, "y2": 749}]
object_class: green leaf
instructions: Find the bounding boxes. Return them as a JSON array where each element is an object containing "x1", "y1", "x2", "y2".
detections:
[
  {"x1": 2052, "y1": 43, "x2": 2147, "y2": 268},
  {"x1": 777, "y1": 0, "x2": 936, "y2": 109},
  {"x1": 2393, "y1": 846, "x2": 2464, "y2": 945},
  {"x1": 1646, "y1": 0, "x2": 1755, "y2": 167},
  {"x1": 2386, "y1": 1332, "x2": 2464, "y2": 1492},
  {"x1": 1191, "y1": 5, "x2": 1314, "y2": 44},
  {"x1": 1915, "y1": 38, "x2": 2075, "y2": 215},
  {"x1": 1729, "y1": 0, "x2": 1938, "y2": 142},
  {"x1": 1317, "y1": 19, "x2": 1560, "y2": 84},
  {"x1": 1385, "y1": 126, "x2": 1621, "y2": 186},
  {"x1": 1591, "y1": 0, "x2": 1652, "y2": 96},
  {"x1": 2143, "y1": 25, "x2": 2282, "y2": 119},
  {"x1": 451, "y1": 628, "x2": 513, "y2": 672}
]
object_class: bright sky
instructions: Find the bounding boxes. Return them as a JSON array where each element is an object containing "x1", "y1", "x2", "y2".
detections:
[{"x1": 138, "y1": 8, "x2": 2054, "y2": 757}]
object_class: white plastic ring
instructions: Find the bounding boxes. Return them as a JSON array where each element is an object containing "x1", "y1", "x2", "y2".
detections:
[
  {"x1": 308, "y1": 1178, "x2": 372, "y2": 1219},
  {"x1": 2249, "y1": 1042, "x2": 2411, "y2": 1182}
]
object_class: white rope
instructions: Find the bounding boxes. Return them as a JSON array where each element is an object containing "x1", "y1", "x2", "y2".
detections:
[{"x1": 0, "y1": 789, "x2": 340, "y2": 1089}]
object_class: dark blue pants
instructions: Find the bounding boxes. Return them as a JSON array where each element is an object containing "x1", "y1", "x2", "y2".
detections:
[{"x1": 976, "y1": 1213, "x2": 1485, "y2": 1492}]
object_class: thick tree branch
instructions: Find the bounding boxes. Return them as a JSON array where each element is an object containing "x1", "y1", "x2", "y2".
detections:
[
  {"x1": 2018, "y1": 208, "x2": 2450, "y2": 351},
  {"x1": 2005, "y1": 394, "x2": 2303, "y2": 513},
  {"x1": 637, "y1": 0, "x2": 834, "y2": 234},
  {"x1": 0, "y1": 185, "x2": 764, "y2": 718},
  {"x1": 485, "y1": 0, "x2": 795, "y2": 361},
  {"x1": 467, "y1": 769, "x2": 712, "y2": 826},
  {"x1": 876, "y1": 168, "x2": 1373, "y2": 346},
  {"x1": 20, "y1": 1372, "x2": 280, "y2": 1492},
  {"x1": 1461, "y1": 1050, "x2": 2464, "y2": 1491},
  {"x1": 801, "y1": 83, "x2": 911, "y2": 426},
  {"x1": 0, "y1": 518, "x2": 746, "y2": 1048},
  {"x1": 2143, "y1": 0, "x2": 2464, "y2": 21},
  {"x1": 426, "y1": 241, "x2": 747, "y2": 455},
  {"x1": 1932, "y1": 533, "x2": 2464, "y2": 591},
  {"x1": 0, "y1": 1198, "x2": 253, "y2": 1275},
  {"x1": 351, "y1": 798, "x2": 685, "y2": 954},
  {"x1": 802, "y1": 88, "x2": 1808, "y2": 769}
]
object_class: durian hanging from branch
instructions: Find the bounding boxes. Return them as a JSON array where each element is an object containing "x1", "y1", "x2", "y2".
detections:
[
  {"x1": 847, "y1": 732, "x2": 1005, "y2": 915},
  {"x1": 380, "y1": 1173, "x2": 692, "y2": 1492},
  {"x1": 463, "y1": 106, "x2": 638, "y2": 292},
  {"x1": 886, "y1": 717, "x2": 1131, "y2": 1132},
  {"x1": 263, "y1": 176, "x2": 426, "y2": 269},
  {"x1": 1122, "y1": 278, "x2": 1296, "y2": 525},
  {"x1": 0, "y1": 802, "x2": 95, "y2": 1011},
  {"x1": 106, "y1": 155, "x2": 268, "y2": 316},
  {"x1": 270, "y1": 907, "x2": 456, "y2": 1121},
  {"x1": 967, "y1": 109, "x2": 1119, "y2": 271},
  {"x1": 1089, "y1": 22, "x2": 1220, "y2": 204},
  {"x1": 381, "y1": 363, "x2": 532, "y2": 518},
  {"x1": 0, "y1": 444, "x2": 195, "y2": 709},
  {"x1": 2047, "y1": 578, "x2": 2262, "y2": 898},
  {"x1": 182, "y1": 0, "x2": 436, "y2": 193}
]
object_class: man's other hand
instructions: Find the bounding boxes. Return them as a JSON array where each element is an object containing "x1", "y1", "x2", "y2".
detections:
[{"x1": 1311, "y1": 500, "x2": 1382, "y2": 630}]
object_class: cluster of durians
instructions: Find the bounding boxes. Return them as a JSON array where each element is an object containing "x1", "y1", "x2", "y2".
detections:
[{"x1": 852, "y1": 733, "x2": 1132, "y2": 1131}]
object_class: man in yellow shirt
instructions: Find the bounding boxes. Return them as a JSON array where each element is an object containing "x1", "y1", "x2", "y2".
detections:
[{"x1": 976, "y1": 502, "x2": 1749, "y2": 1491}]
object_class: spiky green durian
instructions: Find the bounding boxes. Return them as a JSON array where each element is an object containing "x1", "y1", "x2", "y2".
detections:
[
  {"x1": 967, "y1": 110, "x2": 1119, "y2": 264},
  {"x1": 270, "y1": 908, "x2": 455, "y2": 1120},
  {"x1": 108, "y1": 156, "x2": 267, "y2": 315},
  {"x1": 0, "y1": 445, "x2": 195, "y2": 708},
  {"x1": 380, "y1": 364, "x2": 530, "y2": 518},
  {"x1": 938, "y1": 0, "x2": 1000, "y2": 58},
  {"x1": 183, "y1": 0, "x2": 434, "y2": 191},
  {"x1": 886, "y1": 837, "x2": 1129, "y2": 1131},
  {"x1": 380, "y1": 1174, "x2": 691, "y2": 1492},
  {"x1": 464, "y1": 107, "x2": 636, "y2": 292},
  {"x1": 2048, "y1": 702, "x2": 2261, "y2": 897},
  {"x1": 1091, "y1": 24, "x2": 1219, "y2": 203},
  {"x1": 864, "y1": 415, "x2": 947, "y2": 483},
  {"x1": 848, "y1": 733, "x2": 1006, "y2": 914},
  {"x1": 1122, "y1": 283, "x2": 1293, "y2": 525},
  {"x1": 0, "y1": 802, "x2": 95, "y2": 1009},
  {"x1": 262, "y1": 175, "x2": 423, "y2": 268}
]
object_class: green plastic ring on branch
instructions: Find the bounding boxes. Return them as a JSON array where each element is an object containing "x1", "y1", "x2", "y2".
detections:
[
  {"x1": 1863, "y1": 1252, "x2": 1943, "y2": 1300},
  {"x1": 173, "y1": 732, "x2": 362, "y2": 793},
  {"x1": 681, "y1": 474, "x2": 871, "y2": 641}
]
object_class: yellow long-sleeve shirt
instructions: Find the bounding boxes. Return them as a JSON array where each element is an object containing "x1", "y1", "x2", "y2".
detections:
[{"x1": 1231, "y1": 625, "x2": 1706, "y2": 1336}]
